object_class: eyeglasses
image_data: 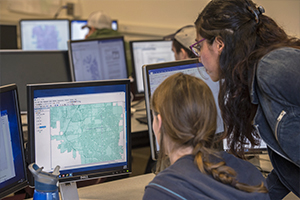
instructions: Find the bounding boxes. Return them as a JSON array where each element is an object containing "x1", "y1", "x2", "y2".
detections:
[{"x1": 189, "y1": 38, "x2": 206, "y2": 57}]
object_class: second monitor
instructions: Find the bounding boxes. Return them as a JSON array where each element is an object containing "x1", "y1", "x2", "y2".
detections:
[
  {"x1": 130, "y1": 40, "x2": 175, "y2": 95},
  {"x1": 68, "y1": 36, "x2": 128, "y2": 82}
]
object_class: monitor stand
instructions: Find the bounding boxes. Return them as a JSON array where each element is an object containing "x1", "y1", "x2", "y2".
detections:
[{"x1": 59, "y1": 182, "x2": 79, "y2": 200}]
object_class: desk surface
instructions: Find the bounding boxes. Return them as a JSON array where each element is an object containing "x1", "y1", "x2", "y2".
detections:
[
  {"x1": 23, "y1": 156, "x2": 299, "y2": 200},
  {"x1": 23, "y1": 173, "x2": 155, "y2": 200},
  {"x1": 77, "y1": 173, "x2": 155, "y2": 200},
  {"x1": 76, "y1": 161, "x2": 299, "y2": 200}
]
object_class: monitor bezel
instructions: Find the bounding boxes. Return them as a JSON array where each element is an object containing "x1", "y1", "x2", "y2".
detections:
[
  {"x1": 19, "y1": 18, "x2": 71, "y2": 50},
  {"x1": 68, "y1": 36, "x2": 128, "y2": 82},
  {"x1": 129, "y1": 39, "x2": 174, "y2": 96},
  {"x1": 0, "y1": 84, "x2": 28, "y2": 199},
  {"x1": 27, "y1": 79, "x2": 132, "y2": 186}
]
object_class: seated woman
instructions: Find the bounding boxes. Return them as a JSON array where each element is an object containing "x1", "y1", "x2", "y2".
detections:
[{"x1": 143, "y1": 73, "x2": 270, "y2": 200}]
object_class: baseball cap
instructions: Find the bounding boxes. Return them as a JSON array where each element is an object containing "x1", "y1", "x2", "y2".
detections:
[
  {"x1": 163, "y1": 25, "x2": 196, "y2": 50},
  {"x1": 82, "y1": 11, "x2": 112, "y2": 29}
]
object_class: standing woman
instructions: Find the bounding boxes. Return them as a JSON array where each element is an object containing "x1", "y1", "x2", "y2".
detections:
[{"x1": 190, "y1": 0, "x2": 300, "y2": 199}]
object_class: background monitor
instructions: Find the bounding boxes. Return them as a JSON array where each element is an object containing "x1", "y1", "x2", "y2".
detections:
[
  {"x1": 27, "y1": 79, "x2": 131, "y2": 198},
  {"x1": 0, "y1": 50, "x2": 71, "y2": 112},
  {"x1": 130, "y1": 40, "x2": 175, "y2": 95},
  {"x1": 0, "y1": 25, "x2": 18, "y2": 49},
  {"x1": 111, "y1": 20, "x2": 118, "y2": 31},
  {"x1": 68, "y1": 36, "x2": 128, "y2": 82},
  {"x1": 20, "y1": 19, "x2": 70, "y2": 50},
  {"x1": 0, "y1": 84, "x2": 28, "y2": 199},
  {"x1": 143, "y1": 59, "x2": 224, "y2": 160},
  {"x1": 70, "y1": 20, "x2": 88, "y2": 40}
]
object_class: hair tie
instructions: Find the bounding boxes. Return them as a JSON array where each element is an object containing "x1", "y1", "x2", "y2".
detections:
[
  {"x1": 248, "y1": 5, "x2": 265, "y2": 24},
  {"x1": 231, "y1": 178, "x2": 238, "y2": 186}
]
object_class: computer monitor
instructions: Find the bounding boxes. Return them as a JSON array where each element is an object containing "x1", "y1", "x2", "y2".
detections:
[
  {"x1": 143, "y1": 59, "x2": 224, "y2": 160},
  {"x1": 111, "y1": 20, "x2": 118, "y2": 31},
  {"x1": 0, "y1": 25, "x2": 18, "y2": 49},
  {"x1": 19, "y1": 19, "x2": 70, "y2": 50},
  {"x1": 68, "y1": 36, "x2": 128, "y2": 82},
  {"x1": 0, "y1": 50, "x2": 71, "y2": 113},
  {"x1": 130, "y1": 40, "x2": 175, "y2": 95},
  {"x1": 70, "y1": 20, "x2": 88, "y2": 40},
  {"x1": 0, "y1": 84, "x2": 28, "y2": 199},
  {"x1": 27, "y1": 79, "x2": 131, "y2": 199}
]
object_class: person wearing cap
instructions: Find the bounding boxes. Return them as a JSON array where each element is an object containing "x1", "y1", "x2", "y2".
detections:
[
  {"x1": 164, "y1": 25, "x2": 198, "y2": 61},
  {"x1": 82, "y1": 11, "x2": 120, "y2": 39},
  {"x1": 144, "y1": 25, "x2": 200, "y2": 175},
  {"x1": 82, "y1": 11, "x2": 132, "y2": 77}
]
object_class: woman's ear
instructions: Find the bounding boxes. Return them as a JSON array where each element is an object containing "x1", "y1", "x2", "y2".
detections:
[
  {"x1": 214, "y1": 36, "x2": 225, "y2": 55},
  {"x1": 157, "y1": 114, "x2": 162, "y2": 132},
  {"x1": 180, "y1": 48, "x2": 189, "y2": 60},
  {"x1": 153, "y1": 114, "x2": 162, "y2": 144}
]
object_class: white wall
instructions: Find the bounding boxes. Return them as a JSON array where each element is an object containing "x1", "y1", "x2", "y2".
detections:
[{"x1": 0, "y1": 0, "x2": 299, "y2": 42}]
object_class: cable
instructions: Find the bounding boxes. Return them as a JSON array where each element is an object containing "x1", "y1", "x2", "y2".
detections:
[
  {"x1": 135, "y1": 108, "x2": 146, "y2": 112},
  {"x1": 54, "y1": 5, "x2": 67, "y2": 19}
]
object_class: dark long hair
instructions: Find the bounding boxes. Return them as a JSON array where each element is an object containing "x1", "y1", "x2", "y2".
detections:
[{"x1": 195, "y1": 0, "x2": 300, "y2": 157}]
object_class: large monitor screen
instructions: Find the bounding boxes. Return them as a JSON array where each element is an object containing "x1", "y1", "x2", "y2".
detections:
[
  {"x1": 0, "y1": 50, "x2": 71, "y2": 113},
  {"x1": 27, "y1": 80, "x2": 131, "y2": 191},
  {"x1": 130, "y1": 40, "x2": 175, "y2": 95},
  {"x1": 70, "y1": 20, "x2": 88, "y2": 40},
  {"x1": 68, "y1": 36, "x2": 128, "y2": 82},
  {"x1": 143, "y1": 59, "x2": 224, "y2": 160},
  {"x1": 0, "y1": 84, "x2": 28, "y2": 199},
  {"x1": 20, "y1": 19, "x2": 70, "y2": 50}
]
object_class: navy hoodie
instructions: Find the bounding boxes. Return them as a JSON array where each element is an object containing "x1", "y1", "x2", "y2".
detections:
[{"x1": 143, "y1": 152, "x2": 270, "y2": 200}]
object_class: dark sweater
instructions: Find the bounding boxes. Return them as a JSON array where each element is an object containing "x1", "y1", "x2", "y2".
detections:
[{"x1": 143, "y1": 152, "x2": 270, "y2": 200}]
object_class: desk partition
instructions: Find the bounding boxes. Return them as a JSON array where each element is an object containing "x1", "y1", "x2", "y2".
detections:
[{"x1": 0, "y1": 50, "x2": 71, "y2": 112}]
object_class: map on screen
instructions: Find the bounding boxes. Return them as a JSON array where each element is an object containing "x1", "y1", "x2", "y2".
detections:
[
  {"x1": 20, "y1": 19, "x2": 70, "y2": 50},
  {"x1": 49, "y1": 102, "x2": 125, "y2": 168}
]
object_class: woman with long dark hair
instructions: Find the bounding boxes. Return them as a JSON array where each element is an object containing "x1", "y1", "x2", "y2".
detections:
[{"x1": 190, "y1": 0, "x2": 300, "y2": 199}]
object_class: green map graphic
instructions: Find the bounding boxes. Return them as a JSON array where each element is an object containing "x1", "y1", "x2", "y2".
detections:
[{"x1": 50, "y1": 102, "x2": 125, "y2": 164}]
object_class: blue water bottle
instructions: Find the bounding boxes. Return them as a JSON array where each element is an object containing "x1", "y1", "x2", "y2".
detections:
[{"x1": 28, "y1": 163, "x2": 60, "y2": 200}]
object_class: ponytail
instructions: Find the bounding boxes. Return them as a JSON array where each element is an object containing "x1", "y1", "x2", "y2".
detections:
[{"x1": 194, "y1": 148, "x2": 268, "y2": 193}]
